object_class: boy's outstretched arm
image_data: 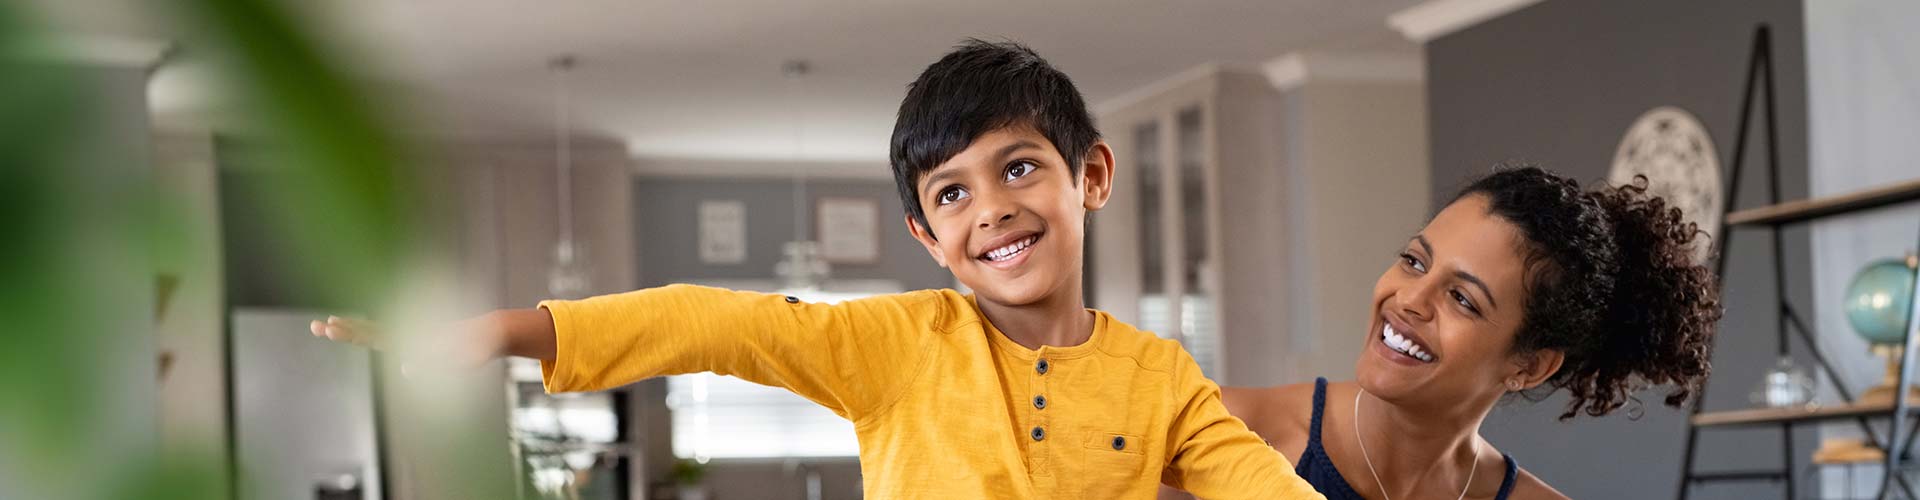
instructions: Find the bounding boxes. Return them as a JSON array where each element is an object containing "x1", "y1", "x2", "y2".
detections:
[
  {"x1": 310, "y1": 308, "x2": 557, "y2": 363},
  {"x1": 311, "y1": 285, "x2": 938, "y2": 421}
]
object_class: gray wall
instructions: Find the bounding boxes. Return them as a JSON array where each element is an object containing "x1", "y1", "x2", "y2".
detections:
[
  {"x1": 632, "y1": 177, "x2": 950, "y2": 290},
  {"x1": 1426, "y1": 1, "x2": 1814, "y2": 498},
  {"x1": 1803, "y1": 1, "x2": 1920, "y2": 496}
]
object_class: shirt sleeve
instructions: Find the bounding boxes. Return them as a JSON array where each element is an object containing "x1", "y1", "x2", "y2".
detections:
[
  {"x1": 1162, "y1": 350, "x2": 1326, "y2": 500},
  {"x1": 537, "y1": 284, "x2": 944, "y2": 421}
]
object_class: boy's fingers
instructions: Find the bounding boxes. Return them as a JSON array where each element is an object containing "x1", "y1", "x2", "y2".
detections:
[
  {"x1": 313, "y1": 316, "x2": 390, "y2": 351},
  {"x1": 316, "y1": 323, "x2": 361, "y2": 343},
  {"x1": 334, "y1": 316, "x2": 376, "y2": 334}
]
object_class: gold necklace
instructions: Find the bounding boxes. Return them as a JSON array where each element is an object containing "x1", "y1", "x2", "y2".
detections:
[{"x1": 1354, "y1": 389, "x2": 1479, "y2": 500}]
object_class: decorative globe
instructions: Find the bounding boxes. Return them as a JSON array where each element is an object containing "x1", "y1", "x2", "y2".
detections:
[{"x1": 1845, "y1": 257, "x2": 1917, "y2": 345}]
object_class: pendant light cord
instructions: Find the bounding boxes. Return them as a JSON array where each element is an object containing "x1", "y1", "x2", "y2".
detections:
[{"x1": 551, "y1": 55, "x2": 576, "y2": 257}]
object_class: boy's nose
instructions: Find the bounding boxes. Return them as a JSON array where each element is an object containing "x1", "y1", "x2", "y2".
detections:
[
  {"x1": 973, "y1": 193, "x2": 1017, "y2": 228},
  {"x1": 979, "y1": 211, "x2": 1014, "y2": 228}
]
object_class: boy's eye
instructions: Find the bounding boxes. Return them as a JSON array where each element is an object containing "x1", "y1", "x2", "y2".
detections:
[
  {"x1": 1400, "y1": 252, "x2": 1427, "y2": 273},
  {"x1": 1004, "y1": 161, "x2": 1037, "y2": 182},
  {"x1": 936, "y1": 186, "x2": 970, "y2": 206}
]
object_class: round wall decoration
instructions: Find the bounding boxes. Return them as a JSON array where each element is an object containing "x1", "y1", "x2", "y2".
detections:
[{"x1": 1609, "y1": 106, "x2": 1723, "y2": 260}]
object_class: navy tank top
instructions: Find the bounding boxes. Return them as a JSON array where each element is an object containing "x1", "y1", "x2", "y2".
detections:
[{"x1": 1294, "y1": 378, "x2": 1518, "y2": 500}]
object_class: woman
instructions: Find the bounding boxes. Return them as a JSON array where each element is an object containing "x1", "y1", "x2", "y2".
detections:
[{"x1": 1191, "y1": 166, "x2": 1720, "y2": 499}]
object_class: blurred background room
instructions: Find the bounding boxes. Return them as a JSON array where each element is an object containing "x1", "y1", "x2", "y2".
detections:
[{"x1": 4, "y1": 0, "x2": 1918, "y2": 499}]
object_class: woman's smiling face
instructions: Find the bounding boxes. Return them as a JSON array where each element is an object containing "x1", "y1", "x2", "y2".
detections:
[{"x1": 1357, "y1": 194, "x2": 1538, "y2": 404}]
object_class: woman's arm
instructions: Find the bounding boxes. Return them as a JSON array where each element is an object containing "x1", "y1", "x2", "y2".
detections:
[{"x1": 1222, "y1": 384, "x2": 1317, "y2": 462}]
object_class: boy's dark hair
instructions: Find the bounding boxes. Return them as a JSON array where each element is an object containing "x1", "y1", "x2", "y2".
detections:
[{"x1": 889, "y1": 38, "x2": 1101, "y2": 238}]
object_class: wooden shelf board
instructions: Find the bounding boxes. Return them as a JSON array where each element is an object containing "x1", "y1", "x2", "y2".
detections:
[
  {"x1": 1726, "y1": 178, "x2": 1920, "y2": 227},
  {"x1": 1691, "y1": 402, "x2": 1918, "y2": 428}
]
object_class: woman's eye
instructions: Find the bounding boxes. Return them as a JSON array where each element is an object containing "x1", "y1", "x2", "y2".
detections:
[
  {"x1": 936, "y1": 186, "x2": 969, "y2": 206},
  {"x1": 1450, "y1": 290, "x2": 1478, "y2": 313},
  {"x1": 1004, "y1": 161, "x2": 1036, "y2": 182},
  {"x1": 1400, "y1": 253, "x2": 1427, "y2": 273}
]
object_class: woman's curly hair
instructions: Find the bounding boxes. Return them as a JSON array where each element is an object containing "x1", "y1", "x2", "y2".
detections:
[{"x1": 1458, "y1": 165, "x2": 1721, "y2": 420}]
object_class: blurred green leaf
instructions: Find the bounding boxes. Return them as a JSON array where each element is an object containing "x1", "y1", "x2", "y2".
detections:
[
  {"x1": 0, "y1": 3, "x2": 108, "y2": 489},
  {"x1": 4, "y1": 0, "x2": 508, "y2": 497},
  {"x1": 172, "y1": 0, "x2": 420, "y2": 314}
]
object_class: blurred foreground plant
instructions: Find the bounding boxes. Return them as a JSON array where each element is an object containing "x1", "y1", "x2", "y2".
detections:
[{"x1": 3, "y1": 0, "x2": 513, "y2": 497}]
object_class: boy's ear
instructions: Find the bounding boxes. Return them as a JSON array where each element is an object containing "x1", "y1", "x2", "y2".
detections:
[
  {"x1": 905, "y1": 215, "x2": 949, "y2": 268},
  {"x1": 1081, "y1": 141, "x2": 1115, "y2": 211}
]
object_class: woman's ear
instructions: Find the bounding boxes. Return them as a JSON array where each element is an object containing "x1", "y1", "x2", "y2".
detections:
[
  {"x1": 1509, "y1": 349, "x2": 1566, "y2": 391},
  {"x1": 1081, "y1": 141, "x2": 1115, "y2": 211}
]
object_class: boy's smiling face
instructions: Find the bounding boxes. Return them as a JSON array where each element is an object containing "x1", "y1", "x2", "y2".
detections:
[{"x1": 905, "y1": 125, "x2": 1113, "y2": 307}]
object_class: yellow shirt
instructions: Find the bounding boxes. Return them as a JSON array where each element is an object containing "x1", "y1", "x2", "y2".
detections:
[{"x1": 540, "y1": 284, "x2": 1323, "y2": 499}]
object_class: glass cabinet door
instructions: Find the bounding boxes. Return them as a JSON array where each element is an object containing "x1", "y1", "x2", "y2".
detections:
[
  {"x1": 1176, "y1": 106, "x2": 1218, "y2": 379},
  {"x1": 1130, "y1": 104, "x2": 1219, "y2": 378}
]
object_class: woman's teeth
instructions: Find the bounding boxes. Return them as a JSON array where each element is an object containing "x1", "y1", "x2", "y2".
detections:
[
  {"x1": 983, "y1": 235, "x2": 1038, "y2": 262},
  {"x1": 1383, "y1": 323, "x2": 1434, "y2": 362}
]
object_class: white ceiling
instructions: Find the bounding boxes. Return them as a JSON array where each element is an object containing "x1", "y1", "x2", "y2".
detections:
[{"x1": 30, "y1": 0, "x2": 1424, "y2": 162}]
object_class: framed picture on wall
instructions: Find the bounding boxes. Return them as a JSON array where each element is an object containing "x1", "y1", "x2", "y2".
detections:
[
  {"x1": 699, "y1": 200, "x2": 747, "y2": 264},
  {"x1": 816, "y1": 197, "x2": 879, "y2": 264}
]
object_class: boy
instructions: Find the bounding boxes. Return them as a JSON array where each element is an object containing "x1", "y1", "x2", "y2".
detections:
[{"x1": 316, "y1": 40, "x2": 1323, "y2": 499}]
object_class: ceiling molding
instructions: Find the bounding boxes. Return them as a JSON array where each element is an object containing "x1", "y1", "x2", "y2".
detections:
[
  {"x1": 1262, "y1": 54, "x2": 1309, "y2": 91},
  {"x1": 1387, "y1": 0, "x2": 1542, "y2": 43},
  {"x1": 631, "y1": 156, "x2": 892, "y2": 181},
  {"x1": 1094, "y1": 63, "x2": 1245, "y2": 116},
  {"x1": 1262, "y1": 51, "x2": 1424, "y2": 91}
]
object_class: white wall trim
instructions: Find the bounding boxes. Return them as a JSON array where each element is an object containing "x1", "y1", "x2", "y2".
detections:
[
  {"x1": 1387, "y1": 0, "x2": 1543, "y2": 43},
  {"x1": 1262, "y1": 52, "x2": 1424, "y2": 91},
  {"x1": 1094, "y1": 63, "x2": 1254, "y2": 116},
  {"x1": 631, "y1": 156, "x2": 891, "y2": 181}
]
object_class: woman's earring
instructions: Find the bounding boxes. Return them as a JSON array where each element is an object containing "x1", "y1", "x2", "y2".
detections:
[{"x1": 1506, "y1": 379, "x2": 1522, "y2": 391}]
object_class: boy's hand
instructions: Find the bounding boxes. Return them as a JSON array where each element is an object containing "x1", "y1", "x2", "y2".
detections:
[
  {"x1": 310, "y1": 314, "x2": 508, "y2": 372},
  {"x1": 311, "y1": 315, "x2": 383, "y2": 348}
]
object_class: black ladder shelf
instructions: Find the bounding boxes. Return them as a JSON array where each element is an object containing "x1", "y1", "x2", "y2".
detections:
[{"x1": 1676, "y1": 25, "x2": 1920, "y2": 500}]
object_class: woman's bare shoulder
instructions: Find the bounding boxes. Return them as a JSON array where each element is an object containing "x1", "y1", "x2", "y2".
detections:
[
  {"x1": 1506, "y1": 466, "x2": 1570, "y2": 500},
  {"x1": 1220, "y1": 382, "x2": 1318, "y2": 439}
]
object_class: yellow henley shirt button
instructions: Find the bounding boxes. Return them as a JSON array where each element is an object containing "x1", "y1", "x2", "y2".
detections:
[
  {"x1": 1030, "y1": 426, "x2": 1046, "y2": 441},
  {"x1": 784, "y1": 296, "x2": 799, "y2": 304},
  {"x1": 1032, "y1": 395, "x2": 1046, "y2": 410},
  {"x1": 1111, "y1": 436, "x2": 1126, "y2": 450},
  {"x1": 1035, "y1": 358, "x2": 1050, "y2": 375}
]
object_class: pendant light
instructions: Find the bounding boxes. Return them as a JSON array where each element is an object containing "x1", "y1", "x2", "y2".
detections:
[
  {"x1": 546, "y1": 55, "x2": 592, "y2": 299},
  {"x1": 773, "y1": 60, "x2": 829, "y2": 293}
]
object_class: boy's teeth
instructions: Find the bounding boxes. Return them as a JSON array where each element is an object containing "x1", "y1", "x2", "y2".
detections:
[{"x1": 985, "y1": 235, "x2": 1037, "y2": 261}]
